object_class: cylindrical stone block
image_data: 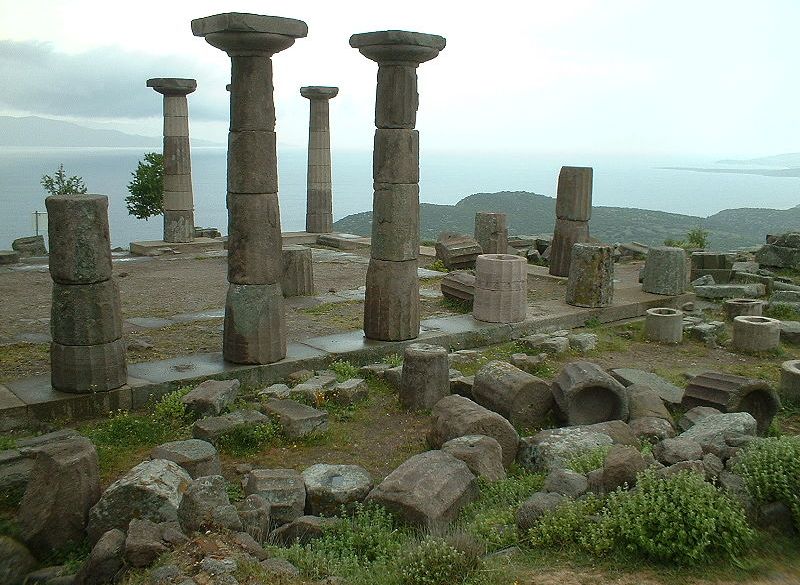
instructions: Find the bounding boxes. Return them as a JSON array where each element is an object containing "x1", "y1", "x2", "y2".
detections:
[
  {"x1": 226, "y1": 193, "x2": 282, "y2": 285},
  {"x1": 644, "y1": 307, "x2": 683, "y2": 344},
  {"x1": 548, "y1": 218, "x2": 589, "y2": 277},
  {"x1": 474, "y1": 212, "x2": 508, "y2": 255},
  {"x1": 46, "y1": 195, "x2": 112, "y2": 285},
  {"x1": 306, "y1": 211, "x2": 332, "y2": 234},
  {"x1": 473, "y1": 254, "x2": 527, "y2": 323},
  {"x1": 555, "y1": 166, "x2": 593, "y2": 221},
  {"x1": 732, "y1": 316, "x2": 781, "y2": 353},
  {"x1": 363, "y1": 258, "x2": 419, "y2": 341},
  {"x1": 565, "y1": 243, "x2": 614, "y2": 308},
  {"x1": 373, "y1": 129, "x2": 419, "y2": 184},
  {"x1": 163, "y1": 136, "x2": 192, "y2": 176},
  {"x1": 281, "y1": 245, "x2": 314, "y2": 297},
  {"x1": 223, "y1": 283, "x2": 286, "y2": 364},
  {"x1": 779, "y1": 360, "x2": 800, "y2": 405},
  {"x1": 371, "y1": 183, "x2": 420, "y2": 261},
  {"x1": 50, "y1": 339, "x2": 127, "y2": 393},
  {"x1": 724, "y1": 298, "x2": 763, "y2": 320},
  {"x1": 641, "y1": 246, "x2": 688, "y2": 295},
  {"x1": 375, "y1": 64, "x2": 418, "y2": 128},
  {"x1": 551, "y1": 361, "x2": 629, "y2": 425},
  {"x1": 472, "y1": 360, "x2": 554, "y2": 429},
  {"x1": 164, "y1": 210, "x2": 195, "y2": 243},
  {"x1": 399, "y1": 343, "x2": 449, "y2": 410},
  {"x1": 162, "y1": 190, "x2": 194, "y2": 211},
  {"x1": 227, "y1": 131, "x2": 278, "y2": 194},
  {"x1": 51, "y1": 281, "x2": 123, "y2": 346},
  {"x1": 230, "y1": 57, "x2": 275, "y2": 132}
]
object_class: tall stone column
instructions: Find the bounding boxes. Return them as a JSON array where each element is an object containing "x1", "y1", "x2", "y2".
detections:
[
  {"x1": 146, "y1": 78, "x2": 197, "y2": 243},
  {"x1": 350, "y1": 30, "x2": 446, "y2": 341},
  {"x1": 46, "y1": 194, "x2": 126, "y2": 392},
  {"x1": 549, "y1": 166, "x2": 593, "y2": 277},
  {"x1": 300, "y1": 86, "x2": 338, "y2": 233},
  {"x1": 192, "y1": 13, "x2": 308, "y2": 364}
]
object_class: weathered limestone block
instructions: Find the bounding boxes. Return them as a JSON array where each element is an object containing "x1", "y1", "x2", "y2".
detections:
[
  {"x1": 755, "y1": 243, "x2": 800, "y2": 269},
  {"x1": 50, "y1": 339, "x2": 127, "y2": 394},
  {"x1": 192, "y1": 409, "x2": 270, "y2": 442},
  {"x1": 678, "y1": 405, "x2": 722, "y2": 432},
  {"x1": 723, "y1": 298, "x2": 763, "y2": 320},
  {"x1": 124, "y1": 518, "x2": 167, "y2": 568},
  {"x1": 182, "y1": 379, "x2": 240, "y2": 417},
  {"x1": 227, "y1": 130, "x2": 278, "y2": 194},
  {"x1": 0, "y1": 250, "x2": 20, "y2": 265},
  {"x1": 428, "y1": 394, "x2": 520, "y2": 467},
  {"x1": 87, "y1": 459, "x2": 191, "y2": 543},
  {"x1": 474, "y1": 212, "x2": 508, "y2": 255},
  {"x1": 441, "y1": 434, "x2": 506, "y2": 481},
  {"x1": 270, "y1": 515, "x2": 335, "y2": 546},
  {"x1": 371, "y1": 183, "x2": 420, "y2": 261},
  {"x1": 400, "y1": 343, "x2": 450, "y2": 411},
  {"x1": 301, "y1": 463, "x2": 373, "y2": 516},
  {"x1": 551, "y1": 361, "x2": 629, "y2": 425},
  {"x1": 644, "y1": 307, "x2": 683, "y2": 343},
  {"x1": 281, "y1": 245, "x2": 314, "y2": 297},
  {"x1": 74, "y1": 528, "x2": 125, "y2": 585},
  {"x1": 50, "y1": 280, "x2": 122, "y2": 346},
  {"x1": 374, "y1": 63, "x2": 418, "y2": 128},
  {"x1": 682, "y1": 371, "x2": 779, "y2": 434},
  {"x1": 178, "y1": 475, "x2": 242, "y2": 533},
  {"x1": 473, "y1": 253, "x2": 527, "y2": 323},
  {"x1": 441, "y1": 271, "x2": 475, "y2": 302},
  {"x1": 601, "y1": 444, "x2": 648, "y2": 491},
  {"x1": 17, "y1": 437, "x2": 100, "y2": 556},
  {"x1": 515, "y1": 491, "x2": 565, "y2": 533},
  {"x1": 365, "y1": 450, "x2": 477, "y2": 528},
  {"x1": 555, "y1": 166, "x2": 593, "y2": 222},
  {"x1": 732, "y1": 315, "x2": 781, "y2": 353},
  {"x1": 237, "y1": 493, "x2": 271, "y2": 543},
  {"x1": 779, "y1": 360, "x2": 800, "y2": 405},
  {"x1": 11, "y1": 235, "x2": 47, "y2": 257},
  {"x1": 46, "y1": 194, "x2": 111, "y2": 285},
  {"x1": 150, "y1": 439, "x2": 222, "y2": 479},
  {"x1": 695, "y1": 283, "x2": 766, "y2": 299},
  {"x1": 435, "y1": 234, "x2": 482, "y2": 270},
  {"x1": 548, "y1": 218, "x2": 589, "y2": 277},
  {"x1": 565, "y1": 243, "x2": 614, "y2": 308},
  {"x1": 516, "y1": 425, "x2": 615, "y2": 472},
  {"x1": 472, "y1": 360, "x2": 553, "y2": 429},
  {"x1": 243, "y1": 468, "x2": 306, "y2": 525},
  {"x1": 678, "y1": 412, "x2": 757, "y2": 453},
  {"x1": 224, "y1": 283, "x2": 286, "y2": 364},
  {"x1": 641, "y1": 246, "x2": 688, "y2": 295},
  {"x1": 363, "y1": 258, "x2": 419, "y2": 341},
  {"x1": 331, "y1": 378, "x2": 369, "y2": 406},
  {"x1": 609, "y1": 368, "x2": 685, "y2": 404},
  {"x1": 627, "y1": 384, "x2": 673, "y2": 422},
  {"x1": 226, "y1": 192, "x2": 282, "y2": 285},
  {"x1": 543, "y1": 468, "x2": 589, "y2": 498},
  {"x1": 263, "y1": 399, "x2": 329, "y2": 439}
]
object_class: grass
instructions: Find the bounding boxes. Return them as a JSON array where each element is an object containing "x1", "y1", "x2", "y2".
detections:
[
  {"x1": 300, "y1": 300, "x2": 363, "y2": 330},
  {"x1": 765, "y1": 304, "x2": 800, "y2": 321},
  {"x1": 438, "y1": 297, "x2": 472, "y2": 314},
  {"x1": 0, "y1": 342, "x2": 49, "y2": 382}
]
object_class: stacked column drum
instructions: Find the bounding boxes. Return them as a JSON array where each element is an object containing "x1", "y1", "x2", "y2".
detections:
[
  {"x1": 550, "y1": 166, "x2": 592, "y2": 277},
  {"x1": 473, "y1": 254, "x2": 527, "y2": 323}
]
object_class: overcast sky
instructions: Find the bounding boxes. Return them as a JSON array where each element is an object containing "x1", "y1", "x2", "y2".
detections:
[{"x1": 0, "y1": 0, "x2": 797, "y2": 157}]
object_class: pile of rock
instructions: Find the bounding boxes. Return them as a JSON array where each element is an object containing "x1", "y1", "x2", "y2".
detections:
[{"x1": 756, "y1": 232, "x2": 800, "y2": 269}]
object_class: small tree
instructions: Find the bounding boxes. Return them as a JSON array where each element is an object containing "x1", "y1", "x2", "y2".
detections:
[
  {"x1": 41, "y1": 164, "x2": 88, "y2": 196},
  {"x1": 685, "y1": 226, "x2": 710, "y2": 250},
  {"x1": 125, "y1": 152, "x2": 164, "y2": 220}
]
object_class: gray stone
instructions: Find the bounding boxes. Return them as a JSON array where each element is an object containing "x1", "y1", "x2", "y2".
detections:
[
  {"x1": 644, "y1": 307, "x2": 684, "y2": 343},
  {"x1": 474, "y1": 212, "x2": 508, "y2": 254},
  {"x1": 568, "y1": 333, "x2": 598, "y2": 352},
  {"x1": 441, "y1": 270, "x2": 475, "y2": 302},
  {"x1": 758, "y1": 502, "x2": 797, "y2": 536},
  {"x1": 270, "y1": 515, "x2": 336, "y2": 546},
  {"x1": 282, "y1": 245, "x2": 314, "y2": 296},
  {"x1": 609, "y1": 368, "x2": 684, "y2": 404},
  {"x1": 331, "y1": 378, "x2": 369, "y2": 406},
  {"x1": 17, "y1": 436, "x2": 100, "y2": 556},
  {"x1": 627, "y1": 384, "x2": 672, "y2": 421},
  {"x1": 694, "y1": 283, "x2": 766, "y2": 299},
  {"x1": 441, "y1": 435, "x2": 506, "y2": 481},
  {"x1": 555, "y1": 166, "x2": 592, "y2": 222},
  {"x1": 780, "y1": 359, "x2": 800, "y2": 405},
  {"x1": 182, "y1": 379, "x2": 240, "y2": 417},
  {"x1": 653, "y1": 437, "x2": 703, "y2": 465},
  {"x1": 0, "y1": 250, "x2": 20, "y2": 265},
  {"x1": 151, "y1": 439, "x2": 221, "y2": 479},
  {"x1": 223, "y1": 282, "x2": 286, "y2": 365},
  {"x1": 260, "y1": 558, "x2": 300, "y2": 578},
  {"x1": 601, "y1": 445, "x2": 648, "y2": 491},
  {"x1": 549, "y1": 218, "x2": 589, "y2": 277},
  {"x1": 192, "y1": 409, "x2": 269, "y2": 442},
  {"x1": 435, "y1": 234, "x2": 482, "y2": 270},
  {"x1": 679, "y1": 412, "x2": 757, "y2": 454},
  {"x1": 12, "y1": 235, "x2": 47, "y2": 257},
  {"x1": 51, "y1": 280, "x2": 122, "y2": 346},
  {"x1": 543, "y1": 468, "x2": 588, "y2": 498},
  {"x1": 400, "y1": 343, "x2": 450, "y2": 411},
  {"x1": 263, "y1": 399, "x2": 328, "y2": 439},
  {"x1": 178, "y1": 475, "x2": 242, "y2": 533},
  {"x1": 657, "y1": 460, "x2": 705, "y2": 479},
  {"x1": 566, "y1": 244, "x2": 614, "y2": 308},
  {"x1": 517, "y1": 426, "x2": 614, "y2": 472},
  {"x1": 243, "y1": 469, "x2": 306, "y2": 525},
  {"x1": 74, "y1": 529, "x2": 126, "y2": 585},
  {"x1": 551, "y1": 361, "x2": 629, "y2": 425},
  {"x1": 723, "y1": 298, "x2": 763, "y2": 319},
  {"x1": 373, "y1": 128, "x2": 419, "y2": 183},
  {"x1": 149, "y1": 564, "x2": 185, "y2": 584},
  {"x1": 450, "y1": 375, "x2": 475, "y2": 399},
  {"x1": 50, "y1": 338, "x2": 127, "y2": 394},
  {"x1": 628, "y1": 416, "x2": 675, "y2": 441},
  {"x1": 366, "y1": 450, "x2": 477, "y2": 528},
  {"x1": 363, "y1": 257, "x2": 419, "y2": 341},
  {"x1": 87, "y1": 459, "x2": 191, "y2": 542},
  {"x1": 690, "y1": 274, "x2": 715, "y2": 286},
  {"x1": 371, "y1": 184, "x2": 420, "y2": 261},
  {"x1": 702, "y1": 452, "x2": 725, "y2": 480},
  {"x1": 302, "y1": 464, "x2": 373, "y2": 516},
  {"x1": 756, "y1": 243, "x2": 800, "y2": 269},
  {"x1": 23, "y1": 565, "x2": 69, "y2": 584},
  {"x1": 428, "y1": 395, "x2": 520, "y2": 467},
  {"x1": 677, "y1": 406, "x2": 723, "y2": 432},
  {"x1": 472, "y1": 360, "x2": 553, "y2": 429},
  {"x1": 200, "y1": 556, "x2": 237, "y2": 575},
  {"x1": 780, "y1": 321, "x2": 800, "y2": 344},
  {"x1": 732, "y1": 315, "x2": 781, "y2": 353},
  {"x1": 0, "y1": 536, "x2": 35, "y2": 585},
  {"x1": 641, "y1": 246, "x2": 688, "y2": 295},
  {"x1": 515, "y1": 492, "x2": 565, "y2": 533},
  {"x1": 232, "y1": 531, "x2": 268, "y2": 561},
  {"x1": 510, "y1": 352, "x2": 547, "y2": 373},
  {"x1": 236, "y1": 494, "x2": 270, "y2": 544},
  {"x1": 519, "y1": 334, "x2": 569, "y2": 354},
  {"x1": 124, "y1": 518, "x2": 167, "y2": 568},
  {"x1": 226, "y1": 193, "x2": 281, "y2": 284}
]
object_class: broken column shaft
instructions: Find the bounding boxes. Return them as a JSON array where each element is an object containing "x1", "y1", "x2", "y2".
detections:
[
  {"x1": 192, "y1": 12, "x2": 307, "y2": 364},
  {"x1": 350, "y1": 29, "x2": 446, "y2": 341},
  {"x1": 550, "y1": 166, "x2": 592, "y2": 277},
  {"x1": 300, "y1": 86, "x2": 338, "y2": 233}
]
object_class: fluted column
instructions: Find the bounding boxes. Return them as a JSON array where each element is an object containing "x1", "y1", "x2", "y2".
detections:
[
  {"x1": 192, "y1": 12, "x2": 307, "y2": 364},
  {"x1": 300, "y1": 86, "x2": 338, "y2": 233},
  {"x1": 350, "y1": 30, "x2": 446, "y2": 341},
  {"x1": 146, "y1": 78, "x2": 197, "y2": 243},
  {"x1": 550, "y1": 166, "x2": 593, "y2": 277}
]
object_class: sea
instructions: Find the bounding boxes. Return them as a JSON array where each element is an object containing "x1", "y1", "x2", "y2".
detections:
[{"x1": 1, "y1": 146, "x2": 798, "y2": 248}]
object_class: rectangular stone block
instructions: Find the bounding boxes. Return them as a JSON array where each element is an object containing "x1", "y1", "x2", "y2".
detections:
[
  {"x1": 228, "y1": 131, "x2": 278, "y2": 194},
  {"x1": 163, "y1": 174, "x2": 192, "y2": 193},
  {"x1": 376, "y1": 64, "x2": 418, "y2": 129},
  {"x1": 307, "y1": 188, "x2": 332, "y2": 213},
  {"x1": 230, "y1": 56, "x2": 275, "y2": 132},
  {"x1": 162, "y1": 191, "x2": 194, "y2": 211},
  {"x1": 163, "y1": 136, "x2": 191, "y2": 175},
  {"x1": 371, "y1": 183, "x2": 420, "y2": 262},
  {"x1": 227, "y1": 193, "x2": 282, "y2": 285},
  {"x1": 164, "y1": 97, "x2": 188, "y2": 118},
  {"x1": 364, "y1": 258, "x2": 420, "y2": 341},
  {"x1": 555, "y1": 166, "x2": 593, "y2": 221},
  {"x1": 373, "y1": 129, "x2": 419, "y2": 184},
  {"x1": 691, "y1": 252, "x2": 733, "y2": 270},
  {"x1": 223, "y1": 283, "x2": 286, "y2": 365},
  {"x1": 163, "y1": 116, "x2": 189, "y2": 138}
]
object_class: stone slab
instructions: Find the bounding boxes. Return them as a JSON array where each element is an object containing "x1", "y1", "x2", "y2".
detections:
[
  {"x1": 191, "y1": 12, "x2": 308, "y2": 38},
  {"x1": 609, "y1": 368, "x2": 684, "y2": 405},
  {"x1": 129, "y1": 238, "x2": 225, "y2": 257}
]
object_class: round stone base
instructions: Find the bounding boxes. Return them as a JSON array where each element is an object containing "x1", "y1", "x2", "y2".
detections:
[
  {"x1": 223, "y1": 283, "x2": 286, "y2": 364},
  {"x1": 363, "y1": 258, "x2": 419, "y2": 341},
  {"x1": 644, "y1": 307, "x2": 683, "y2": 343},
  {"x1": 50, "y1": 338, "x2": 127, "y2": 393},
  {"x1": 732, "y1": 316, "x2": 781, "y2": 352}
]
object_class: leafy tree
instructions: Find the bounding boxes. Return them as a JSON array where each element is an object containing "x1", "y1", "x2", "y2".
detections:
[
  {"x1": 685, "y1": 226, "x2": 710, "y2": 249},
  {"x1": 125, "y1": 152, "x2": 164, "y2": 220},
  {"x1": 40, "y1": 164, "x2": 88, "y2": 196}
]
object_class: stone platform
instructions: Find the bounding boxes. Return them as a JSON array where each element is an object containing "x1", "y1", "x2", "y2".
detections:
[{"x1": 129, "y1": 232, "x2": 369, "y2": 256}]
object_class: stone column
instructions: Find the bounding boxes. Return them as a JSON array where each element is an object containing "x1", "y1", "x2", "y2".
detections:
[
  {"x1": 350, "y1": 30, "x2": 446, "y2": 341},
  {"x1": 146, "y1": 78, "x2": 197, "y2": 243},
  {"x1": 300, "y1": 86, "x2": 338, "y2": 233},
  {"x1": 46, "y1": 194, "x2": 126, "y2": 392},
  {"x1": 550, "y1": 166, "x2": 592, "y2": 277},
  {"x1": 475, "y1": 212, "x2": 508, "y2": 254},
  {"x1": 565, "y1": 243, "x2": 614, "y2": 308},
  {"x1": 192, "y1": 13, "x2": 308, "y2": 364}
]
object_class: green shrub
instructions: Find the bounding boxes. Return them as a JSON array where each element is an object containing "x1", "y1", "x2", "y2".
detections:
[
  {"x1": 427, "y1": 259, "x2": 449, "y2": 273},
  {"x1": 584, "y1": 316, "x2": 602, "y2": 329},
  {"x1": 0, "y1": 436, "x2": 16, "y2": 451},
  {"x1": 152, "y1": 386, "x2": 192, "y2": 426},
  {"x1": 735, "y1": 436, "x2": 800, "y2": 528},
  {"x1": 565, "y1": 445, "x2": 610, "y2": 474},
  {"x1": 215, "y1": 422, "x2": 280, "y2": 456},
  {"x1": 83, "y1": 410, "x2": 171, "y2": 448},
  {"x1": 398, "y1": 537, "x2": 471, "y2": 585},
  {"x1": 384, "y1": 354, "x2": 403, "y2": 367},
  {"x1": 330, "y1": 359, "x2": 360, "y2": 382},
  {"x1": 528, "y1": 494, "x2": 605, "y2": 548},
  {"x1": 440, "y1": 297, "x2": 473, "y2": 314},
  {"x1": 765, "y1": 303, "x2": 800, "y2": 322}
]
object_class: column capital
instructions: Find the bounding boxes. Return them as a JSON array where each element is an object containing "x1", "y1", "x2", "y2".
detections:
[
  {"x1": 192, "y1": 12, "x2": 307, "y2": 56},
  {"x1": 300, "y1": 86, "x2": 339, "y2": 100},
  {"x1": 146, "y1": 78, "x2": 197, "y2": 96},
  {"x1": 350, "y1": 30, "x2": 445, "y2": 65}
]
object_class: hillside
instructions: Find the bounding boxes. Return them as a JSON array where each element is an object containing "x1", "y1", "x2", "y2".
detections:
[{"x1": 332, "y1": 191, "x2": 800, "y2": 251}]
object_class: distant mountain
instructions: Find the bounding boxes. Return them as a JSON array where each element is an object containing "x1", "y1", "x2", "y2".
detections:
[
  {"x1": 0, "y1": 116, "x2": 221, "y2": 147},
  {"x1": 333, "y1": 191, "x2": 800, "y2": 251},
  {"x1": 717, "y1": 153, "x2": 800, "y2": 167}
]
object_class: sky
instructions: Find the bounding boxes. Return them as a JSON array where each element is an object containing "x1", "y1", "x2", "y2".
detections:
[{"x1": 0, "y1": 0, "x2": 798, "y2": 157}]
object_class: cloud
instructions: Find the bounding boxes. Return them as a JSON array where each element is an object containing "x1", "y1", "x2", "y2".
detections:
[{"x1": 0, "y1": 40, "x2": 228, "y2": 121}]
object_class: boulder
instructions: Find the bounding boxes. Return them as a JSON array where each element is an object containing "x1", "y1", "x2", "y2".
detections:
[
  {"x1": 626, "y1": 384, "x2": 672, "y2": 422},
  {"x1": 243, "y1": 469, "x2": 306, "y2": 525},
  {"x1": 629, "y1": 417, "x2": 675, "y2": 441},
  {"x1": 427, "y1": 395, "x2": 520, "y2": 467},
  {"x1": 178, "y1": 475, "x2": 242, "y2": 533},
  {"x1": 601, "y1": 445, "x2": 648, "y2": 491},
  {"x1": 150, "y1": 439, "x2": 221, "y2": 479},
  {"x1": 657, "y1": 460, "x2": 705, "y2": 479},
  {"x1": 124, "y1": 518, "x2": 167, "y2": 568},
  {"x1": 0, "y1": 536, "x2": 35, "y2": 585},
  {"x1": 543, "y1": 468, "x2": 589, "y2": 498},
  {"x1": 301, "y1": 464, "x2": 373, "y2": 516},
  {"x1": 236, "y1": 494, "x2": 271, "y2": 544},
  {"x1": 677, "y1": 405, "x2": 722, "y2": 432},
  {"x1": 192, "y1": 409, "x2": 269, "y2": 442},
  {"x1": 366, "y1": 450, "x2": 478, "y2": 528},
  {"x1": 12, "y1": 235, "x2": 47, "y2": 257},
  {"x1": 609, "y1": 368, "x2": 684, "y2": 405},
  {"x1": 263, "y1": 399, "x2": 328, "y2": 439},
  {"x1": 261, "y1": 558, "x2": 300, "y2": 578},
  {"x1": 653, "y1": 437, "x2": 703, "y2": 465},
  {"x1": 517, "y1": 423, "x2": 631, "y2": 472},
  {"x1": 441, "y1": 434, "x2": 506, "y2": 481},
  {"x1": 270, "y1": 515, "x2": 337, "y2": 546},
  {"x1": 87, "y1": 459, "x2": 191, "y2": 543},
  {"x1": 181, "y1": 379, "x2": 240, "y2": 417},
  {"x1": 678, "y1": 412, "x2": 758, "y2": 455},
  {"x1": 331, "y1": 378, "x2": 369, "y2": 406},
  {"x1": 515, "y1": 492, "x2": 565, "y2": 533},
  {"x1": 74, "y1": 529, "x2": 126, "y2": 585},
  {"x1": 568, "y1": 333, "x2": 598, "y2": 352}
]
